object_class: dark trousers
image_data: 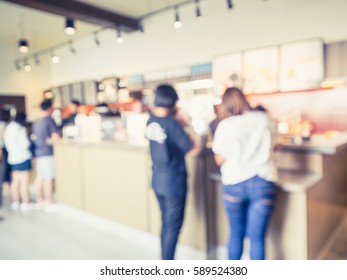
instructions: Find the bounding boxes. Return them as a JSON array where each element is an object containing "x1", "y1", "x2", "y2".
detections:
[
  {"x1": 156, "y1": 193, "x2": 186, "y2": 260},
  {"x1": 0, "y1": 160, "x2": 3, "y2": 208},
  {"x1": 2, "y1": 148, "x2": 11, "y2": 182},
  {"x1": 0, "y1": 147, "x2": 11, "y2": 208}
]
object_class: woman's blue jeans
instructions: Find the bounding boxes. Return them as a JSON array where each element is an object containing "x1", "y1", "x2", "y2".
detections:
[
  {"x1": 223, "y1": 175, "x2": 275, "y2": 260},
  {"x1": 156, "y1": 193, "x2": 186, "y2": 260}
]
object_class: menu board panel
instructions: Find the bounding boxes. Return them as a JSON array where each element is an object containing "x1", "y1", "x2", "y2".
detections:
[
  {"x1": 71, "y1": 82, "x2": 83, "y2": 103},
  {"x1": 212, "y1": 52, "x2": 242, "y2": 96},
  {"x1": 280, "y1": 39, "x2": 323, "y2": 91},
  {"x1": 61, "y1": 85, "x2": 71, "y2": 106},
  {"x1": 83, "y1": 81, "x2": 97, "y2": 105},
  {"x1": 243, "y1": 46, "x2": 279, "y2": 94}
]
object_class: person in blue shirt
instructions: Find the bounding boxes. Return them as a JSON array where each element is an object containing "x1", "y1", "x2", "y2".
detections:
[{"x1": 145, "y1": 84, "x2": 199, "y2": 260}]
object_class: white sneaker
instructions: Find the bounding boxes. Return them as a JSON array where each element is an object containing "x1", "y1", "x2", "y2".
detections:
[
  {"x1": 10, "y1": 201, "x2": 20, "y2": 211},
  {"x1": 20, "y1": 203, "x2": 33, "y2": 212}
]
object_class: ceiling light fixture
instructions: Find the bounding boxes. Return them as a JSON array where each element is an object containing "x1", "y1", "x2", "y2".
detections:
[
  {"x1": 15, "y1": 0, "x2": 216, "y2": 68},
  {"x1": 51, "y1": 50, "x2": 60, "y2": 63},
  {"x1": 174, "y1": 6, "x2": 182, "y2": 29},
  {"x1": 34, "y1": 54, "x2": 40, "y2": 65},
  {"x1": 138, "y1": 20, "x2": 144, "y2": 33},
  {"x1": 226, "y1": 0, "x2": 233, "y2": 9},
  {"x1": 65, "y1": 18, "x2": 76, "y2": 35},
  {"x1": 69, "y1": 41, "x2": 76, "y2": 54},
  {"x1": 94, "y1": 32, "x2": 100, "y2": 46},
  {"x1": 18, "y1": 39, "x2": 29, "y2": 53},
  {"x1": 18, "y1": 14, "x2": 29, "y2": 53},
  {"x1": 14, "y1": 60, "x2": 21, "y2": 71},
  {"x1": 24, "y1": 60, "x2": 31, "y2": 72},
  {"x1": 116, "y1": 28, "x2": 124, "y2": 44},
  {"x1": 195, "y1": 0, "x2": 203, "y2": 22}
]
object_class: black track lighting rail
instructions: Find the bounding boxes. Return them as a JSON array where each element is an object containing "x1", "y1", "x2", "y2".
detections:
[
  {"x1": 141, "y1": 0, "x2": 202, "y2": 20},
  {"x1": 13, "y1": 0, "x2": 234, "y2": 70},
  {"x1": 3, "y1": 0, "x2": 140, "y2": 32}
]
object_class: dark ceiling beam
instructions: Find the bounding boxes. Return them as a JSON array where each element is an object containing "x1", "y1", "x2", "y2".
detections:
[{"x1": 3, "y1": 0, "x2": 139, "y2": 32}]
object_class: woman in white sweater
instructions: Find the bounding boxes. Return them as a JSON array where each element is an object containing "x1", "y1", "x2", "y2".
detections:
[
  {"x1": 212, "y1": 87, "x2": 276, "y2": 260},
  {"x1": 4, "y1": 112, "x2": 33, "y2": 211}
]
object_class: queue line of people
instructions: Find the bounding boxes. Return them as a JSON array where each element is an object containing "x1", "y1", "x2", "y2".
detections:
[
  {"x1": 0, "y1": 99, "x2": 60, "y2": 212},
  {"x1": 1, "y1": 85, "x2": 275, "y2": 260},
  {"x1": 146, "y1": 85, "x2": 276, "y2": 260}
]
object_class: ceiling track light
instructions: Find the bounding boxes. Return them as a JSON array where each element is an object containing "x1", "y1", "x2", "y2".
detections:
[
  {"x1": 14, "y1": 60, "x2": 21, "y2": 71},
  {"x1": 138, "y1": 19, "x2": 144, "y2": 33},
  {"x1": 69, "y1": 41, "x2": 76, "y2": 54},
  {"x1": 116, "y1": 28, "x2": 124, "y2": 44},
  {"x1": 195, "y1": 0, "x2": 203, "y2": 22},
  {"x1": 24, "y1": 60, "x2": 31, "y2": 72},
  {"x1": 65, "y1": 18, "x2": 76, "y2": 35},
  {"x1": 34, "y1": 54, "x2": 40, "y2": 65},
  {"x1": 18, "y1": 14, "x2": 29, "y2": 53},
  {"x1": 15, "y1": 0, "x2": 221, "y2": 68},
  {"x1": 18, "y1": 38, "x2": 29, "y2": 53},
  {"x1": 174, "y1": 6, "x2": 182, "y2": 29},
  {"x1": 51, "y1": 49, "x2": 60, "y2": 64},
  {"x1": 226, "y1": 0, "x2": 233, "y2": 9},
  {"x1": 94, "y1": 32, "x2": 100, "y2": 46}
]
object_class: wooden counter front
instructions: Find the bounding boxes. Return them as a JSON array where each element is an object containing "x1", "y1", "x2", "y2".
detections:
[
  {"x1": 53, "y1": 134, "x2": 347, "y2": 259},
  {"x1": 53, "y1": 140, "x2": 215, "y2": 253}
]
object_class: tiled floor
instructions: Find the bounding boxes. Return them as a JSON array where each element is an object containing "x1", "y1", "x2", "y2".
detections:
[{"x1": 0, "y1": 195, "x2": 204, "y2": 260}]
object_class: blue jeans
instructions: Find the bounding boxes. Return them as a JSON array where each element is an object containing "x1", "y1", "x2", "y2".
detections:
[
  {"x1": 223, "y1": 175, "x2": 275, "y2": 260},
  {"x1": 156, "y1": 193, "x2": 186, "y2": 260}
]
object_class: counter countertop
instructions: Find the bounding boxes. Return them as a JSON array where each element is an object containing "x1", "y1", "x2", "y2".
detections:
[
  {"x1": 278, "y1": 132, "x2": 347, "y2": 155},
  {"x1": 50, "y1": 138, "x2": 148, "y2": 151},
  {"x1": 208, "y1": 169, "x2": 322, "y2": 193},
  {"x1": 51, "y1": 132, "x2": 347, "y2": 156}
]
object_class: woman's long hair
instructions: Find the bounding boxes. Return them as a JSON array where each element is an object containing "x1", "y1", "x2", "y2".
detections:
[
  {"x1": 14, "y1": 112, "x2": 27, "y2": 126},
  {"x1": 221, "y1": 87, "x2": 252, "y2": 119}
]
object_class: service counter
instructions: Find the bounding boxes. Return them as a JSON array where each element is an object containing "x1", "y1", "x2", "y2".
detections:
[
  {"x1": 52, "y1": 133, "x2": 347, "y2": 259},
  {"x1": 53, "y1": 140, "x2": 216, "y2": 253}
]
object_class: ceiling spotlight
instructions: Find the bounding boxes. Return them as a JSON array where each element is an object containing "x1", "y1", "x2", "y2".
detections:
[
  {"x1": 174, "y1": 7, "x2": 182, "y2": 29},
  {"x1": 34, "y1": 54, "x2": 40, "y2": 65},
  {"x1": 18, "y1": 15, "x2": 29, "y2": 53},
  {"x1": 65, "y1": 18, "x2": 76, "y2": 35},
  {"x1": 195, "y1": 0, "x2": 203, "y2": 22},
  {"x1": 94, "y1": 32, "x2": 100, "y2": 46},
  {"x1": 116, "y1": 29, "x2": 124, "y2": 44},
  {"x1": 18, "y1": 38, "x2": 29, "y2": 53},
  {"x1": 226, "y1": 0, "x2": 233, "y2": 9},
  {"x1": 24, "y1": 60, "x2": 31, "y2": 72},
  {"x1": 69, "y1": 41, "x2": 76, "y2": 54},
  {"x1": 51, "y1": 50, "x2": 59, "y2": 63},
  {"x1": 14, "y1": 60, "x2": 21, "y2": 71},
  {"x1": 138, "y1": 20, "x2": 144, "y2": 33}
]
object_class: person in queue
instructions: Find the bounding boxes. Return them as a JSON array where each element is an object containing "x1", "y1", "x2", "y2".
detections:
[
  {"x1": 145, "y1": 84, "x2": 199, "y2": 260},
  {"x1": 4, "y1": 112, "x2": 33, "y2": 211},
  {"x1": 62, "y1": 99, "x2": 80, "y2": 126},
  {"x1": 0, "y1": 109, "x2": 11, "y2": 208},
  {"x1": 32, "y1": 99, "x2": 60, "y2": 210},
  {"x1": 212, "y1": 87, "x2": 276, "y2": 260}
]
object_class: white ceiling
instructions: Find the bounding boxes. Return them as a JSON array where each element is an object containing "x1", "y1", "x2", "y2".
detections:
[{"x1": 0, "y1": 0, "x2": 183, "y2": 58}]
